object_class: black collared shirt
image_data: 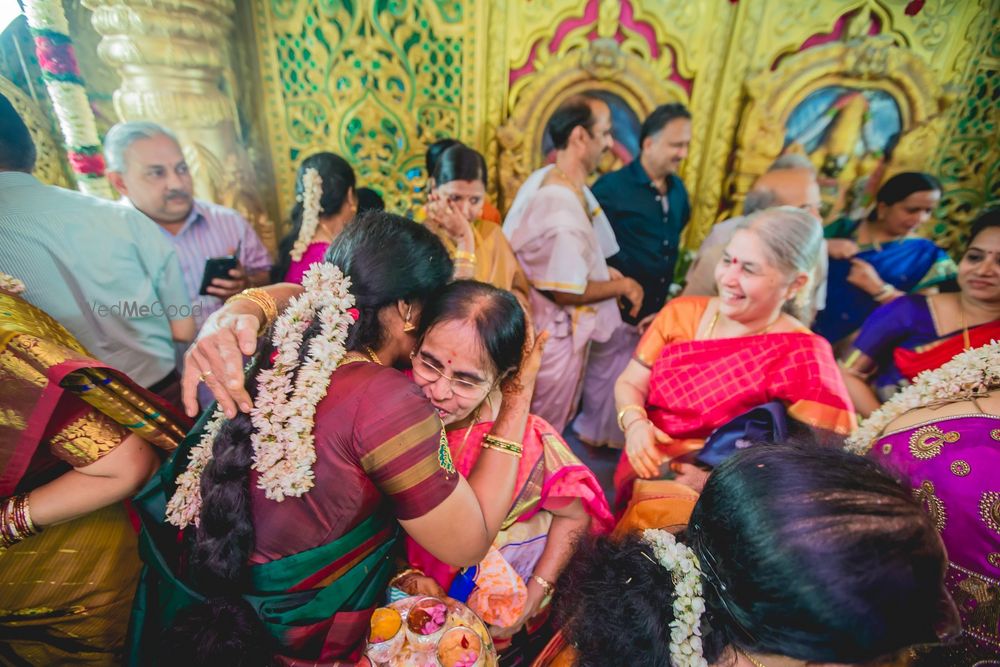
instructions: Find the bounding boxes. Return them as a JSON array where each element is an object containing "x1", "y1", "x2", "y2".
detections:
[{"x1": 592, "y1": 159, "x2": 691, "y2": 323}]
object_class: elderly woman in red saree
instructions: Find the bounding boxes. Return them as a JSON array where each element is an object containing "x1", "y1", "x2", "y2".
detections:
[
  {"x1": 613, "y1": 208, "x2": 856, "y2": 508},
  {"x1": 397, "y1": 281, "x2": 613, "y2": 663},
  {"x1": 840, "y1": 208, "x2": 1000, "y2": 416},
  {"x1": 130, "y1": 213, "x2": 545, "y2": 666},
  {"x1": 0, "y1": 277, "x2": 189, "y2": 665}
]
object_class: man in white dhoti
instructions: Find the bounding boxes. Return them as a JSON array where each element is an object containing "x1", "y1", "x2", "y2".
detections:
[{"x1": 503, "y1": 94, "x2": 643, "y2": 433}]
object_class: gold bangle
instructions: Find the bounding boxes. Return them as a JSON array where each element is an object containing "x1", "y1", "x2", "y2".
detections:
[
  {"x1": 452, "y1": 250, "x2": 477, "y2": 263},
  {"x1": 484, "y1": 443, "x2": 522, "y2": 457},
  {"x1": 838, "y1": 352, "x2": 874, "y2": 380},
  {"x1": 227, "y1": 288, "x2": 278, "y2": 336},
  {"x1": 482, "y1": 434, "x2": 523, "y2": 457},
  {"x1": 872, "y1": 283, "x2": 896, "y2": 303},
  {"x1": 532, "y1": 574, "x2": 555, "y2": 598},
  {"x1": 616, "y1": 404, "x2": 647, "y2": 432}
]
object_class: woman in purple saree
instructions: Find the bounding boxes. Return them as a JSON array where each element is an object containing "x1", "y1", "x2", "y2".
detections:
[{"x1": 846, "y1": 341, "x2": 1000, "y2": 664}]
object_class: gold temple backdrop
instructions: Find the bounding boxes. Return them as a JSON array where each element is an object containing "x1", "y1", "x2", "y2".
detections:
[
  {"x1": 244, "y1": 0, "x2": 1000, "y2": 253},
  {"x1": 2, "y1": 0, "x2": 997, "y2": 255}
]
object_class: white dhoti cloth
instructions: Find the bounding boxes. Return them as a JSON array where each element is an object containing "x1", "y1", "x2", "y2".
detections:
[{"x1": 504, "y1": 167, "x2": 621, "y2": 433}]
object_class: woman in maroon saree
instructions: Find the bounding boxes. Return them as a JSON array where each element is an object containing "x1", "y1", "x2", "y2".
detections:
[{"x1": 133, "y1": 213, "x2": 544, "y2": 666}]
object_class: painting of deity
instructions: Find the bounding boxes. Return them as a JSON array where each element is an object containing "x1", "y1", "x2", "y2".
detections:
[{"x1": 782, "y1": 86, "x2": 902, "y2": 220}]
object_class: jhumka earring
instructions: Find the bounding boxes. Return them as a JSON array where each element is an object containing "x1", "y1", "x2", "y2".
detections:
[{"x1": 402, "y1": 305, "x2": 416, "y2": 333}]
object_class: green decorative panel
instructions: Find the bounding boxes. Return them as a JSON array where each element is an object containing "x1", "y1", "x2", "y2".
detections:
[
  {"x1": 932, "y1": 11, "x2": 1000, "y2": 254},
  {"x1": 254, "y1": 0, "x2": 483, "y2": 220}
]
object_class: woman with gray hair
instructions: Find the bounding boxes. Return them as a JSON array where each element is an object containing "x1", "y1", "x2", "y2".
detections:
[{"x1": 612, "y1": 207, "x2": 856, "y2": 507}]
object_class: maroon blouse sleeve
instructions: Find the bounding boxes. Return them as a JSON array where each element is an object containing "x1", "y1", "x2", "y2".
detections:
[{"x1": 353, "y1": 369, "x2": 458, "y2": 520}]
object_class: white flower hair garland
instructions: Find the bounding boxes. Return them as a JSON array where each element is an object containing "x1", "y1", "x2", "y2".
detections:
[
  {"x1": 846, "y1": 340, "x2": 1000, "y2": 455},
  {"x1": 0, "y1": 271, "x2": 26, "y2": 295},
  {"x1": 290, "y1": 167, "x2": 323, "y2": 262},
  {"x1": 166, "y1": 264, "x2": 355, "y2": 528},
  {"x1": 642, "y1": 528, "x2": 708, "y2": 667}
]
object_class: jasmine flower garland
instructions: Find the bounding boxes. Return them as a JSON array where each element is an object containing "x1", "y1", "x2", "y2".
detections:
[
  {"x1": 642, "y1": 528, "x2": 708, "y2": 667},
  {"x1": 846, "y1": 341, "x2": 1000, "y2": 455},
  {"x1": 290, "y1": 167, "x2": 323, "y2": 262},
  {"x1": 166, "y1": 263, "x2": 355, "y2": 527}
]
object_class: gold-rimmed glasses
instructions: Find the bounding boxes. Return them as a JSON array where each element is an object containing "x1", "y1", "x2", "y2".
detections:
[{"x1": 410, "y1": 351, "x2": 492, "y2": 399}]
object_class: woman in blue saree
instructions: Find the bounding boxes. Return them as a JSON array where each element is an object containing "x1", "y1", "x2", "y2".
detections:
[{"x1": 814, "y1": 172, "x2": 957, "y2": 347}]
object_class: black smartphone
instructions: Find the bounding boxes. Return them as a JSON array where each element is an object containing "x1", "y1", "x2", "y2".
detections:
[{"x1": 198, "y1": 254, "x2": 239, "y2": 295}]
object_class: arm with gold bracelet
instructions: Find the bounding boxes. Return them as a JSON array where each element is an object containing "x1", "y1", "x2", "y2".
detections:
[
  {"x1": 616, "y1": 359, "x2": 672, "y2": 479},
  {"x1": 452, "y1": 250, "x2": 477, "y2": 280},
  {"x1": 180, "y1": 283, "x2": 304, "y2": 419},
  {"x1": 838, "y1": 348, "x2": 881, "y2": 418},
  {"x1": 2, "y1": 432, "x2": 158, "y2": 550},
  {"x1": 616, "y1": 403, "x2": 647, "y2": 432},
  {"x1": 464, "y1": 331, "x2": 548, "y2": 542},
  {"x1": 227, "y1": 287, "x2": 279, "y2": 336}
]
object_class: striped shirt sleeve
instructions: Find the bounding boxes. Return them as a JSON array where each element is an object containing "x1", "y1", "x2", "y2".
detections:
[{"x1": 237, "y1": 216, "x2": 272, "y2": 273}]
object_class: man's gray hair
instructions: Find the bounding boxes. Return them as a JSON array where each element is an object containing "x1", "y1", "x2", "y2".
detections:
[
  {"x1": 743, "y1": 188, "x2": 780, "y2": 216},
  {"x1": 768, "y1": 153, "x2": 816, "y2": 174},
  {"x1": 104, "y1": 121, "x2": 180, "y2": 172}
]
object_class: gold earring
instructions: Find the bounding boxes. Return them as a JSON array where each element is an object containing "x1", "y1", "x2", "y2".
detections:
[{"x1": 402, "y1": 305, "x2": 416, "y2": 333}]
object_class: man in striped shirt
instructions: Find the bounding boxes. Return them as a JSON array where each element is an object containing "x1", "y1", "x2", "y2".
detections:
[{"x1": 105, "y1": 122, "x2": 272, "y2": 331}]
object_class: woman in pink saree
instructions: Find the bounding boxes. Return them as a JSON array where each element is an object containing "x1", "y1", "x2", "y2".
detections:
[
  {"x1": 273, "y1": 152, "x2": 358, "y2": 284},
  {"x1": 398, "y1": 280, "x2": 613, "y2": 663}
]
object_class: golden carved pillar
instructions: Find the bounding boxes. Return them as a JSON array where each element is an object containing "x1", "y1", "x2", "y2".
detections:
[{"x1": 80, "y1": 0, "x2": 276, "y2": 253}]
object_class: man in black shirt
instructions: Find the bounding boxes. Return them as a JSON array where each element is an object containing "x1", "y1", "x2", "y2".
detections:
[{"x1": 592, "y1": 104, "x2": 692, "y2": 324}]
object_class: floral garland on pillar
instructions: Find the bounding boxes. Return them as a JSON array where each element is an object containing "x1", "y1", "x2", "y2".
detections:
[{"x1": 21, "y1": 0, "x2": 113, "y2": 199}]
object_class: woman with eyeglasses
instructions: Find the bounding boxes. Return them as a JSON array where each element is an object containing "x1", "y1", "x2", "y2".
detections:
[
  {"x1": 129, "y1": 215, "x2": 547, "y2": 665},
  {"x1": 398, "y1": 280, "x2": 614, "y2": 662}
]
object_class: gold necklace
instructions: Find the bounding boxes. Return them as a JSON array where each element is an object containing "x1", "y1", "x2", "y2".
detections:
[
  {"x1": 336, "y1": 347, "x2": 384, "y2": 368},
  {"x1": 738, "y1": 649, "x2": 769, "y2": 667},
  {"x1": 705, "y1": 309, "x2": 779, "y2": 340},
  {"x1": 364, "y1": 346, "x2": 383, "y2": 365},
  {"x1": 551, "y1": 165, "x2": 592, "y2": 221},
  {"x1": 958, "y1": 296, "x2": 974, "y2": 351}
]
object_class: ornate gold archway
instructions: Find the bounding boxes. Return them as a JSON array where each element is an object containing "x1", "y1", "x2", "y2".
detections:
[
  {"x1": 1, "y1": 77, "x2": 71, "y2": 188},
  {"x1": 496, "y1": 39, "x2": 687, "y2": 212},
  {"x1": 728, "y1": 36, "x2": 952, "y2": 220}
]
